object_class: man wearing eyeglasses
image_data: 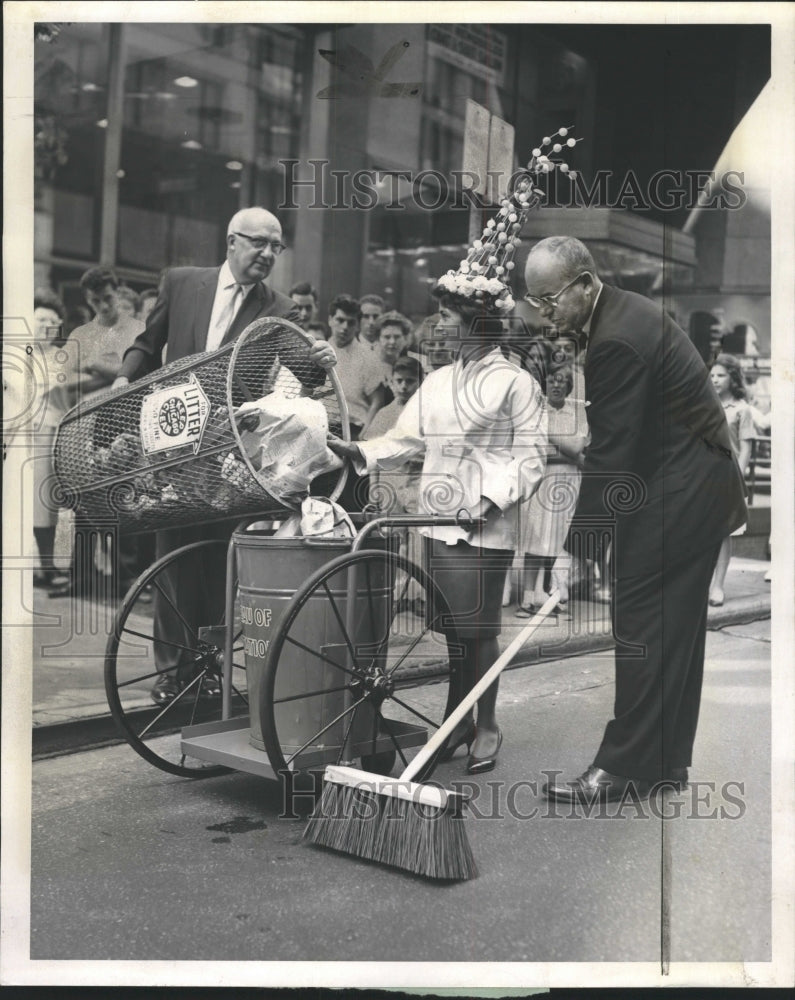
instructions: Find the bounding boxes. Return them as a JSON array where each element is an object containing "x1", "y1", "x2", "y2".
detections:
[
  {"x1": 115, "y1": 207, "x2": 335, "y2": 382},
  {"x1": 524, "y1": 236, "x2": 747, "y2": 805},
  {"x1": 112, "y1": 206, "x2": 338, "y2": 705}
]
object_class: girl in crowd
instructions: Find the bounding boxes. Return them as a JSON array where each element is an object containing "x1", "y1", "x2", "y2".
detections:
[
  {"x1": 330, "y1": 292, "x2": 547, "y2": 774},
  {"x1": 516, "y1": 365, "x2": 588, "y2": 615},
  {"x1": 709, "y1": 352, "x2": 755, "y2": 606}
]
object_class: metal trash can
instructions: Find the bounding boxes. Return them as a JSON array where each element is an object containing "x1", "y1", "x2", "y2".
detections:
[
  {"x1": 235, "y1": 531, "x2": 392, "y2": 755},
  {"x1": 53, "y1": 319, "x2": 347, "y2": 534}
]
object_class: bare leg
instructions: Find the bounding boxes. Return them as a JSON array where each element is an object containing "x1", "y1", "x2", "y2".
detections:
[
  {"x1": 521, "y1": 554, "x2": 545, "y2": 609},
  {"x1": 709, "y1": 536, "x2": 731, "y2": 605}
]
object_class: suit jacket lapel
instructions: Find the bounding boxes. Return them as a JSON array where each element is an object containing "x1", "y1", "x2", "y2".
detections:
[
  {"x1": 221, "y1": 281, "x2": 271, "y2": 346},
  {"x1": 194, "y1": 269, "x2": 220, "y2": 355}
]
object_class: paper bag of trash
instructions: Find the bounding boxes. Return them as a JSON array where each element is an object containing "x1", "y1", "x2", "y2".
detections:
[{"x1": 228, "y1": 393, "x2": 343, "y2": 506}]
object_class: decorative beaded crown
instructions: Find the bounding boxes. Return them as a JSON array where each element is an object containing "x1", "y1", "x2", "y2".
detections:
[{"x1": 433, "y1": 126, "x2": 582, "y2": 314}]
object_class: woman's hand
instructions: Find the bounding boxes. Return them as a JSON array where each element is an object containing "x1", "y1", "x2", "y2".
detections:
[
  {"x1": 470, "y1": 496, "x2": 499, "y2": 520},
  {"x1": 327, "y1": 436, "x2": 363, "y2": 464}
]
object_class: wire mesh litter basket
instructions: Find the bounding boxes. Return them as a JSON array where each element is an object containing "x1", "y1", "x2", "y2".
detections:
[{"x1": 53, "y1": 318, "x2": 349, "y2": 533}]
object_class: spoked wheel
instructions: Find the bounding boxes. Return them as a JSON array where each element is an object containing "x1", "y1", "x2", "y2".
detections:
[
  {"x1": 104, "y1": 539, "x2": 247, "y2": 777},
  {"x1": 259, "y1": 544, "x2": 464, "y2": 783}
]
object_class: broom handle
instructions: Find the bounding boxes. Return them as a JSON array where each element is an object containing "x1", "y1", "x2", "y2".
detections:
[{"x1": 398, "y1": 590, "x2": 560, "y2": 783}]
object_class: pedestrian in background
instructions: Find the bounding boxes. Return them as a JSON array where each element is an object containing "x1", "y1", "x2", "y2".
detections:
[
  {"x1": 516, "y1": 365, "x2": 587, "y2": 616},
  {"x1": 31, "y1": 292, "x2": 70, "y2": 589},
  {"x1": 289, "y1": 281, "x2": 319, "y2": 329},
  {"x1": 326, "y1": 294, "x2": 388, "y2": 440},
  {"x1": 136, "y1": 288, "x2": 159, "y2": 323},
  {"x1": 116, "y1": 286, "x2": 140, "y2": 318},
  {"x1": 370, "y1": 310, "x2": 411, "y2": 397},
  {"x1": 708, "y1": 352, "x2": 755, "y2": 607},
  {"x1": 358, "y1": 293, "x2": 385, "y2": 347},
  {"x1": 361, "y1": 355, "x2": 425, "y2": 614},
  {"x1": 48, "y1": 267, "x2": 145, "y2": 599}
]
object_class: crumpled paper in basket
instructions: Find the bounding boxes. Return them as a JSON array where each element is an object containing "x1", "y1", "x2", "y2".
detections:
[
  {"x1": 272, "y1": 498, "x2": 354, "y2": 539},
  {"x1": 231, "y1": 393, "x2": 342, "y2": 506}
]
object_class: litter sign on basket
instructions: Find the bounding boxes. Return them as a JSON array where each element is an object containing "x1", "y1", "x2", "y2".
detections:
[{"x1": 139, "y1": 373, "x2": 211, "y2": 456}]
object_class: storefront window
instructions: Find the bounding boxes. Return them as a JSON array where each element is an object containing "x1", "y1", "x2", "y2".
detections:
[
  {"x1": 116, "y1": 23, "x2": 305, "y2": 271},
  {"x1": 34, "y1": 23, "x2": 109, "y2": 263},
  {"x1": 34, "y1": 22, "x2": 306, "y2": 287}
]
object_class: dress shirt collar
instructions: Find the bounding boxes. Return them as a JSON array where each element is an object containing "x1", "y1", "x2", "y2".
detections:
[
  {"x1": 581, "y1": 281, "x2": 603, "y2": 336},
  {"x1": 217, "y1": 259, "x2": 255, "y2": 295}
]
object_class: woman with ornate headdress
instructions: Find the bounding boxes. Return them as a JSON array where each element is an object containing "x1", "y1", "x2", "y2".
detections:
[{"x1": 328, "y1": 139, "x2": 581, "y2": 771}]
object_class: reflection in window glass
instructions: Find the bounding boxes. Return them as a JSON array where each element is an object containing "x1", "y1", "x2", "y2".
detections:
[
  {"x1": 117, "y1": 24, "x2": 305, "y2": 270},
  {"x1": 34, "y1": 22, "x2": 109, "y2": 261}
]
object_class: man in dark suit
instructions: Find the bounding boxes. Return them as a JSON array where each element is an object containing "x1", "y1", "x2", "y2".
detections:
[
  {"x1": 113, "y1": 206, "x2": 337, "y2": 704},
  {"x1": 523, "y1": 236, "x2": 747, "y2": 801}
]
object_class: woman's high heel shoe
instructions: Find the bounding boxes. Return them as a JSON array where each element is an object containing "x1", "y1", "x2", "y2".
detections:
[
  {"x1": 438, "y1": 720, "x2": 476, "y2": 762},
  {"x1": 467, "y1": 728, "x2": 503, "y2": 775}
]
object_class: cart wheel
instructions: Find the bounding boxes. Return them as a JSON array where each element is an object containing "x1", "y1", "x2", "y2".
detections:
[
  {"x1": 104, "y1": 539, "x2": 247, "y2": 777},
  {"x1": 259, "y1": 546, "x2": 463, "y2": 783}
]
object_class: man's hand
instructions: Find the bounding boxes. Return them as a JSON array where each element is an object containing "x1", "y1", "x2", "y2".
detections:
[
  {"x1": 309, "y1": 340, "x2": 336, "y2": 370},
  {"x1": 327, "y1": 435, "x2": 363, "y2": 463},
  {"x1": 112, "y1": 376, "x2": 130, "y2": 390}
]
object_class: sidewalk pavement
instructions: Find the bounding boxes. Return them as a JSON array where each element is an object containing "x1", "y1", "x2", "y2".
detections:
[{"x1": 30, "y1": 555, "x2": 771, "y2": 751}]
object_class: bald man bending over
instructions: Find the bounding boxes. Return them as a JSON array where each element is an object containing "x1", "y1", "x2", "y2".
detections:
[{"x1": 523, "y1": 236, "x2": 746, "y2": 803}]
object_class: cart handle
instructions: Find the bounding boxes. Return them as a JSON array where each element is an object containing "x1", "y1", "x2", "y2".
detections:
[{"x1": 347, "y1": 509, "x2": 485, "y2": 552}]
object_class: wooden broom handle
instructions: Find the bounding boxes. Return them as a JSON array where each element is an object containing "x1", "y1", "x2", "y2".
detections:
[{"x1": 399, "y1": 590, "x2": 560, "y2": 783}]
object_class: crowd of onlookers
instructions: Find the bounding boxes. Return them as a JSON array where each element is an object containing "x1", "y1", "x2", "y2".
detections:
[{"x1": 28, "y1": 269, "x2": 772, "y2": 611}]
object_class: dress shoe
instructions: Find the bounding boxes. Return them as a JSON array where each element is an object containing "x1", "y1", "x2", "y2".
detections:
[
  {"x1": 543, "y1": 765, "x2": 653, "y2": 803},
  {"x1": 660, "y1": 767, "x2": 688, "y2": 791},
  {"x1": 150, "y1": 674, "x2": 181, "y2": 706},
  {"x1": 197, "y1": 670, "x2": 222, "y2": 701},
  {"x1": 467, "y1": 727, "x2": 503, "y2": 775},
  {"x1": 437, "y1": 719, "x2": 476, "y2": 762}
]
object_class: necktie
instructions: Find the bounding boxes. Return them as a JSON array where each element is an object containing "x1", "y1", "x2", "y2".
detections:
[{"x1": 206, "y1": 283, "x2": 244, "y2": 352}]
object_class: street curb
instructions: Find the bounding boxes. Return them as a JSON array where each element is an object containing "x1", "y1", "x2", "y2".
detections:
[{"x1": 32, "y1": 596, "x2": 770, "y2": 760}]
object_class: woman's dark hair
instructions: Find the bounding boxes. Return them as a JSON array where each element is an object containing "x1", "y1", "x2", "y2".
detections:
[
  {"x1": 433, "y1": 292, "x2": 505, "y2": 342},
  {"x1": 376, "y1": 310, "x2": 412, "y2": 338},
  {"x1": 34, "y1": 291, "x2": 64, "y2": 320},
  {"x1": 116, "y1": 286, "x2": 140, "y2": 311},
  {"x1": 712, "y1": 352, "x2": 747, "y2": 400},
  {"x1": 391, "y1": 355, "x2": 424, "y2": 382},
  {"x1": 546, "y1": 364, "x2": 574, "y2": 397},
  {"x1": 519, "y1": 337, "x2": 554, "y2": 387}
]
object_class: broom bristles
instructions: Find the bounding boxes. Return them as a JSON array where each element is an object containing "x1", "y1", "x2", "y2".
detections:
[{"x1": 303, "y1": 775, "x2": 478, "y2": 881}]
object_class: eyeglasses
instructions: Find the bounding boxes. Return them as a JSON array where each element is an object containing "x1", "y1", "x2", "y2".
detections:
[
  {"x1": 525, "y1": 271, "x2": 591, "y2": 310},
  {"x1": 232, "y1": 232, "x2": 287, "y2": 255}
]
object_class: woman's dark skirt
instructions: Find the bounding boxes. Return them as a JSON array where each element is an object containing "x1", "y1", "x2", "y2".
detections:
[{"x1": 423, "y1": 537, "x2": 514, "y2": 638}]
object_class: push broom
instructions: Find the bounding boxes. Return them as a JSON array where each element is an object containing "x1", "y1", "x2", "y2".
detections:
[{"x1": 303, "y1": 590, "x2": 560, "y2": 880}]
